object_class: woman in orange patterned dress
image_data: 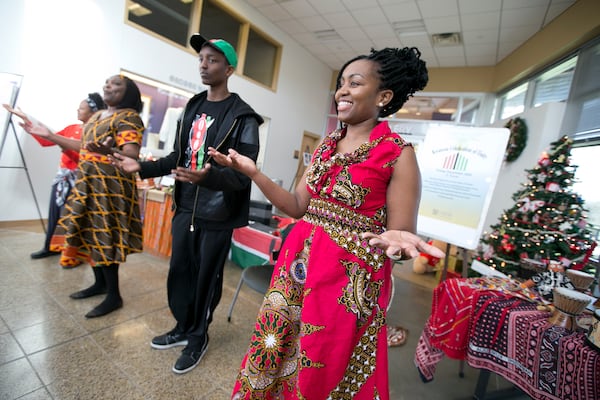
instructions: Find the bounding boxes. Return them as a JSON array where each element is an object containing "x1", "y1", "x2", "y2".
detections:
[
  {"x1": 209, "y1": 48, "x2": 444, "y2": 399},
  {"x1": 13, "y1": 75, "x2": 145, "y2": 318}
]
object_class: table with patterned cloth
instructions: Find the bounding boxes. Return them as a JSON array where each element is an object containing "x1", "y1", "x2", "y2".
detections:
[{"x1": 414, "y1": 277, "x2": 600, "y2": 400}]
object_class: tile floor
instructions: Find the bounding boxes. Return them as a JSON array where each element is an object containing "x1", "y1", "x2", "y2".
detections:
[{"x1": 0, "y1": 222, "x2": 527, "y2": 399}]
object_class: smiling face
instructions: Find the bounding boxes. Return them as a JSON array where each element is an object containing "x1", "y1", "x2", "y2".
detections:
[
  {"x1": 335, "y1": 59, "x2": 390, "y2": 127},
  {"x1": 198, "y1": 45, "x2": 232, "y2": 87},
  {"x1": 102, "y1": 75, "x2": 127, "y2": 107}
]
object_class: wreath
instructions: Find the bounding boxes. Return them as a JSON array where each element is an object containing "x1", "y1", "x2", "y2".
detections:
[{"x1": 504, "y1": 117, "x2": 528, "y2": 162}]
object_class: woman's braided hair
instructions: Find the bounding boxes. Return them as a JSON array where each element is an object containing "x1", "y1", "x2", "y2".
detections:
[{"x1": 335, "y1": 47, "x2": 428, "y2": 118}]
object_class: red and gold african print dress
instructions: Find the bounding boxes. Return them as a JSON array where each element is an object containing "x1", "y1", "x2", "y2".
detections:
[
  {"x1": 232, "y1": 121, "x2": 411, "y2": 400},
  {"x1": 57, "y1": 109, "x2": 144, "y2": 267}
]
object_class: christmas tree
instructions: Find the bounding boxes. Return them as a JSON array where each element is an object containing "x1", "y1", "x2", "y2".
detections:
[{"x1": 478, "y1": 135, "x2": 597, "y2": 278}]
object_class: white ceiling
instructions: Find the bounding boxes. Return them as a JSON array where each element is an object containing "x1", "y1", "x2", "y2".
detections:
[{"x1": 245, "y1": 0, "x2": 577, "y2": 70}]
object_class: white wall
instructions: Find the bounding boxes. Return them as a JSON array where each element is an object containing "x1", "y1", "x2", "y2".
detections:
[
  {"x1": 0, "y1": 0, "x2": 332, "y2": 222},
  {"x1": 481, "y1": 102, "x2": 567, "y2": 237}
]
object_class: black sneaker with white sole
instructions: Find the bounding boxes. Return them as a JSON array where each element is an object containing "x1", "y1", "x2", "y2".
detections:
[
  {"x1": 172, "y1": 336, "x2": 209, "y2": 374},
  {"x1": 151, "y1": 330, "x2": 188, "y2": 349}
]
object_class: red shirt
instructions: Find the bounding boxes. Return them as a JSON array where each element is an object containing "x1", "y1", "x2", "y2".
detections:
[{"x1": 33, "y1": 124, "x2": 81, "y2": 171}]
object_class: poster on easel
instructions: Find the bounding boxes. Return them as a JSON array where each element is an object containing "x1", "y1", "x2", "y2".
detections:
[{"x1": 416, "y1": 124, "x2": 510, "y2": 250}]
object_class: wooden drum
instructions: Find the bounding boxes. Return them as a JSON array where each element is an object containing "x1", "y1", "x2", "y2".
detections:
[{"x1": 549, "y1": 287, "x2": 592, "y2": 330}]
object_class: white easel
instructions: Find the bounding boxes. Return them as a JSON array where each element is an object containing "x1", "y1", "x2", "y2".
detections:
[{"x1": 0, "y1": 73, "x2": 45, "y2": 231}]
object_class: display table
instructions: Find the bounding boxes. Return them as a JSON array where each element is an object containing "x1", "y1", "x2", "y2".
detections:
[
  {"x1": 141, "y1": 189, "x2": 173, "y2": 258},
  {"x1": 230, "y1": 222, "x2": 281, "y2": 268},
  {"x1": 415, "y1": 277, "x2": 600, "y2": 400}
]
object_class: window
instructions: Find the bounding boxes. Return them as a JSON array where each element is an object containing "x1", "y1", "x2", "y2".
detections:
[
  {"x1": 125, "y1": 0, "x2": 282, "y2": 90},
  {"x1": 490, "y1": 38, "x2": 600, "y2": 127},
  {"x1": 498, "y1": 83, "x2": 528, "y2": 120},
  {"x1": 243, "y1": 28, "x2": 280, "y2": 88},
  {"x1": 126, "y1": 0, "x2": 193, "y2": 48},
  {"x1": 459, "y1": 103, "x2": 479, "y2": 124},
  {"x1": 386, "y1": 94, "x2": 483, "y2": 124},
  {"x1": 570, "y1": 144, "x2": 600, "y2": 258},
  {"x1": 120, "y1": 70, "x2": 193, "y2": 153},
  {"x1": 562, "y1": 39, "x2": 600, "y2": 141},
  {"x1": 532, "y1": 56, "x2": 577, "y2": 107},
  {"x1": 198, "y1": 0, "x2": 241, "y2": 51}
]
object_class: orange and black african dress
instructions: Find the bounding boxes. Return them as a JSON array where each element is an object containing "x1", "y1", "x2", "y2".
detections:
[
  {"x1": 232, "y1": 121, "x2": 411, "y2": 400},
  {"x1": 57, "y1": 109, "x2": 144, "y2": 267}
]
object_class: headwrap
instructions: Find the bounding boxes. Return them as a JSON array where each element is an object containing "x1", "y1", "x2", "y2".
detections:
[{"x1": 86, "y1": 92, "x2": 106, "y2": 112}]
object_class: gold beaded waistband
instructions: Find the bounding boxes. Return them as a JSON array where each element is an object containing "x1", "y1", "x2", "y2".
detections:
[
  {"x1": 303, "y1": 198, "x2": 385, "y2": 234},
  {"x1": 304, "y1": 198, "x2": 386, "y2": 270}
]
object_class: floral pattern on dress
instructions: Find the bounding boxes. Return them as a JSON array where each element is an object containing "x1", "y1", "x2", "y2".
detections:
[{"x1": 232, "y1": 121, "x2": 412, "y2": 399}]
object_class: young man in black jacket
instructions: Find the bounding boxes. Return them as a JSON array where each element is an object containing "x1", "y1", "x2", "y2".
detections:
[{"x1": 113, "y1": 34, "x2": 262, "y2": 374}]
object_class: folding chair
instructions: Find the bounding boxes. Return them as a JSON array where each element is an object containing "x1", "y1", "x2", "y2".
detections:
[{"x1": 227, "y1": 221, "x2": 295, "y2": 322}]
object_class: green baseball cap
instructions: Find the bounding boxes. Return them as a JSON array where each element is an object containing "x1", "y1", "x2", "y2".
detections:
[{"x1": 190, "y1": 34, "x2": 238, "y2": 68}]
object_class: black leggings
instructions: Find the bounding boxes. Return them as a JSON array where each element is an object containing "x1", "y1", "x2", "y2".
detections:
[{"x1": 43, "y1": 181, "x2": 62, "y2": 250}]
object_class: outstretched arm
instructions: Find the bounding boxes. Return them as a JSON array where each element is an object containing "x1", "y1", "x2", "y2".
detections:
[
  {"x1": 110, "y1": 152, "x2": 142, "y2": 173},
  {"x1": 3, "y1": 104, "x2": 81, "y2": 152},
  {"x1": 208, "y1": 147, "x2": 311, "y2": 219}
]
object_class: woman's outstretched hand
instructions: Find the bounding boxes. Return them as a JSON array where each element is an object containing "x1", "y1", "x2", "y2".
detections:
[
  {"x1": 207, "y1": 147, "x2": 258, "y2": 177},
  {"x1": 2, "y1": 104, "x2": 31, "y2": 126},
  {"x1": 85, "y1": 137, "x2": 115, "y2": 155},
  {"x1": 21, "y1": 120, "x2": 52, "y2": 138},
  {"x1": 361, "y1": 230, "x2": 446, "y2": 261},
  {"x1": 2, "y1": 103, "x2": 52, "y2": 137}
]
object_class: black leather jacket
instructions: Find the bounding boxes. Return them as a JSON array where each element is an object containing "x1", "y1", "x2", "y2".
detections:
[{"x1": 139, "y1": 91, "x2": 263, "y2": 230}]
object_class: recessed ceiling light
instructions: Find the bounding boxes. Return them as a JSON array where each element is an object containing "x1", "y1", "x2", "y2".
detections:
[
  {"x1": 393, "y1": 19, "x2": 426, "y2": 33},
  {"x1": 431, "y1": 32, "x2": 462, "y2": 47},
  {"x1": 313, "y1": 29, "x2": 342, "y2": 41}
]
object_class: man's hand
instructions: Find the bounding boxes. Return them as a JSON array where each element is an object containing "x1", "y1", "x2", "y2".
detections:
[
  {"x1": 110, "y1": 152, "x2": 141, "y2": 173},
  {"x1": 172, "y1": 165, "x2": 211, "y2": 185}
]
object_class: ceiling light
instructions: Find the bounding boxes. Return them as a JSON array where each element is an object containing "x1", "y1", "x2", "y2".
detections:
[
  {"x1": 180, "y1": 0, "x2": 193, "y2": 3},
  {"x1": 431, "y1": 32, "x2": 462, "y2": 47},
  {"x1": 313, "y1": 29, "x2": 342, "y2": 41},
  {"x1": 393, "y1": 19, "x2": 426, "y2": 33}
]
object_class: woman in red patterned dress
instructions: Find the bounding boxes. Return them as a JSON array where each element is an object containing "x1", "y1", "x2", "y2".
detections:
[
  {"x1": 12, "y1": 75, "x2": 145, "y2": 318},
  {"x1": 210, "y1": 48, "x2": 444, "y2": 399}
]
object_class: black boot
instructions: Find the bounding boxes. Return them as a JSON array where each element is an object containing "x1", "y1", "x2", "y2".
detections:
[
  {"x1": 69, "y1": 266, "x2": 107, "y2": 299},
  {"x1": 85, "y1": 264, "x2": 123, "y2": 318}
]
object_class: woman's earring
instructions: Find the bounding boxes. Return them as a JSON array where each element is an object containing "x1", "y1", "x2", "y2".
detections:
[{"x1": 378, "y1": 102, "x2": 384, "y2": 107}]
